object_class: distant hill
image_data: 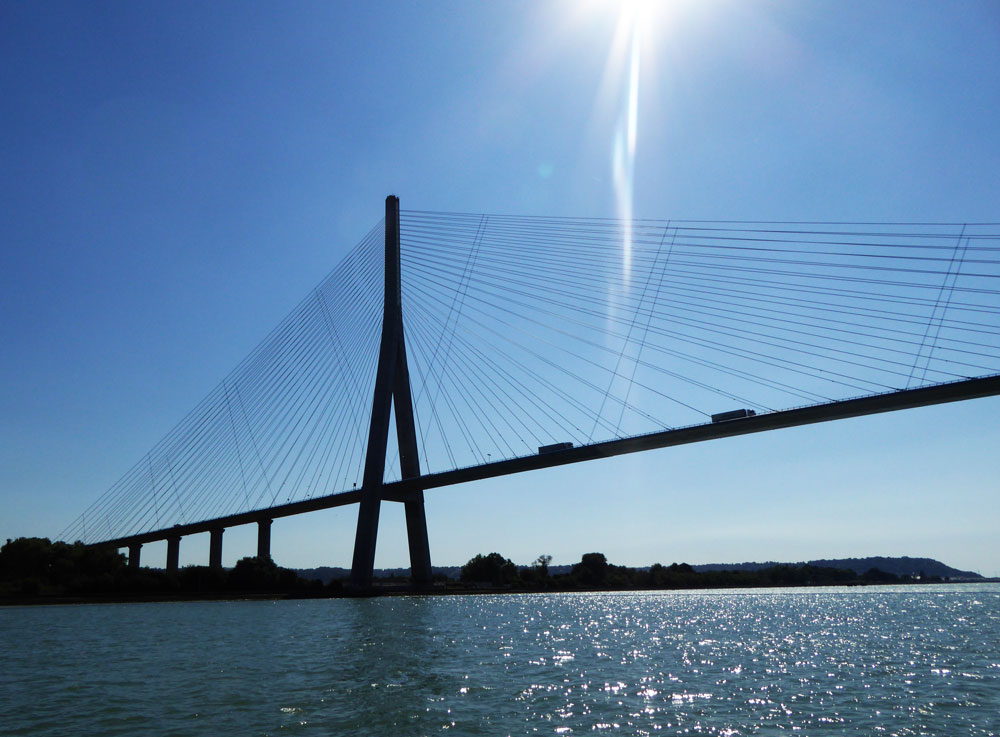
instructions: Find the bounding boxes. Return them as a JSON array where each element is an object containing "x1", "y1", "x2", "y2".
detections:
[
  {"x1": 296, "y1": 556, "x2": 981, "y2": 584},
  {"x1": 692, "y1": 556, "x2": 981, "y2": 580}
]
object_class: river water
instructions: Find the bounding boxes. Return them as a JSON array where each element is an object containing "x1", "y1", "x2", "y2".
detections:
[{"x1": 1, "y1": 584, "x2": 998, "y2": 735}]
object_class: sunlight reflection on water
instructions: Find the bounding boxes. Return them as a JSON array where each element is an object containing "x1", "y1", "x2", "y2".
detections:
[{"x1": 1, "y1": 585, "x2": 999, "y2": 735}]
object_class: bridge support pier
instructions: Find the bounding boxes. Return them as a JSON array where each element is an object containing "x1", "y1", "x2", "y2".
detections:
[
  {"x1": 257, "y1": 518, "x2": 272, "y2": 560},
  {"x1": 350, "y1": 195, "x2": 432, "y2": 590},
  {"x1": 209, "y1": 528, "x2": 224, "y2": 569},
  {"x1": 166, "y1": 535, "x2": 180, "y2": 572},
  {"x1": 404, "y1": 494, "x2": 432, "y2": 585},
  {"x1": 128, "y1": 542, "x2": 141, "y2": 569}
]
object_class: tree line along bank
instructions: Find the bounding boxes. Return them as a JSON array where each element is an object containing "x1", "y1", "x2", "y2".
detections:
[{"x1": 1, "y1": 538, "x2": 952, "y2": 603}]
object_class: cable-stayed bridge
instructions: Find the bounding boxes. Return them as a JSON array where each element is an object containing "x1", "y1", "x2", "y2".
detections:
[{"x1": 60, "y1": 197, "x2": 1000, "y2": 589}]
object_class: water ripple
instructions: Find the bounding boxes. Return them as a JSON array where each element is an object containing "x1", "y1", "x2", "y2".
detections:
[{"x1": 1, "y1": 585, "x2": 998, "y2": 735}]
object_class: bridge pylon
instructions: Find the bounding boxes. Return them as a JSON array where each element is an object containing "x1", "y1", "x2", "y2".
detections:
[{"x1": 350, "y1": 195, "x2": 432, "y2": 589}]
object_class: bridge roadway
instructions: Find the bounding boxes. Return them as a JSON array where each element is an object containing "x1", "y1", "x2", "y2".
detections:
[{"x1": 98, "y1": 373, "x2": 1000, "y2": 567}]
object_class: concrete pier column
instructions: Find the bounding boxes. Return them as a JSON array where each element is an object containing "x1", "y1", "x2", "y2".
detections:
[
  {"x1": 166, "y1": 535, "x2": 181, "y2": 572},
  {"x1": 351, "y1": 196, "x2": 433, "y2": 590},
  {"x1": 257, "y1": 518, "x2": 272, "y2": 560},
  {"x1": 128, "y1": 543, "x2": 142, "y2": 569},
  {"x1": 209, "y1": 528, "x2": 224, "y2": 570},
  {"x1": 404, "y1": 494, "x2": 432, "y2": 585}
]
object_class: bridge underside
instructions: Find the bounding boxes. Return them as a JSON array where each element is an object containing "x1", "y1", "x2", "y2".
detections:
[
  {"x1": 79, "y1": 207, "x2": 1000, "y2": 589},
  {"x1": 96, "y1": 372, "x2": 1000, "y2": 553}
]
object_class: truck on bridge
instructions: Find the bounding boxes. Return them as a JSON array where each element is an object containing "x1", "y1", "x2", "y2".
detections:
[
  {"x1": 711, "y1": 408, "x2": 757, "y2": 423},
  {"x1": 538, "y1": 441, "x2": 574, "y2": 454}
]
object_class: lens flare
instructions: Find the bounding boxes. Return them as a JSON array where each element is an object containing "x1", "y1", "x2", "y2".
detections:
[{"x1": 613, "y1": 9, "x2": 643, "y2": 285}]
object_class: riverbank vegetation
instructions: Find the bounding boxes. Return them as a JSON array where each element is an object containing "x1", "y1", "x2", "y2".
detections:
[
  {"x1": 0, "y1": 537, "x2": 328, "y2": 601},
  {"x1": 1, "y1": 537, "x2": 956, "y2": 604},
  {"x1": 451, "y1": 551, "x2": 941, "y2": 592}
]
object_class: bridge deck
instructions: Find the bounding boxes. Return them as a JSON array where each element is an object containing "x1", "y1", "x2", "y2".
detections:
[{"x1": 96, "y1": 373, "x2": 1000, "y2": 549}]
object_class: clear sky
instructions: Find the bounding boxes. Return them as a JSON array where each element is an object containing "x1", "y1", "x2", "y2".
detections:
[{"x1": 2, "y1": 1, "x2": 998, "y2": 575}]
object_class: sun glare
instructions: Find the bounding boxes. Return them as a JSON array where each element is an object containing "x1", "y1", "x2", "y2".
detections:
[
  {"x1": 612, "y1": 0, "x2": 656, "y2": 284},
  {"x1": 564, "y1": 0, "x2": 690, "y2": 284}
]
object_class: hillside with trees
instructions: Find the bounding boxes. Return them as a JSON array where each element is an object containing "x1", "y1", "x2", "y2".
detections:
[
  {"x1": 3, "y1": 537, "x2": 982, "y2": 603},
  {"x1": 0, "y1": 537, "x2": 328, "y2": 602},
  {"x1": 447, "y1": 551, "x2": 958, "y2": 592},
  {"x1": 693, "y1": 556, "x2": 982, "y2": 580}
]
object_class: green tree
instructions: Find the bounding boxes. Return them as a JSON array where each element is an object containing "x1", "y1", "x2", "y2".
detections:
[
  {"x1": 573, "y1": 552, "x2": 609, "y2": 585},
  {"x1": 229, "y1": 556, "x2": 281, "y2": 589},
  {"x1": 460, "y1": 552, "x2": 518, "y2": 585},
  {"x1": 0, "y1": 537, "x2": 126, "y2": 594},
  {"x1": 533, "y1": 554, "x2": 552, "y2": 577},
  {"x1": 0, "y1": 537, "x2": 59, "y2": 580},
  {"x1": 861, "y1": 567, "x2": 899, "y2": 583}
]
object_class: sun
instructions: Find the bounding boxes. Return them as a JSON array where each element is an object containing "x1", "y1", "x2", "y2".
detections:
[
  {"x1": 571, "y1": 1, "x2": 684, "y2": 272},
  {"x1": 619, "y1": 0, "x2": 666, "y2": 29},
  {"x1": 559, "y1": 1, "x2": 699, "y2": 281},
  {"x1": 609, "y1": 0, "x2": 660, "y2": 282}
]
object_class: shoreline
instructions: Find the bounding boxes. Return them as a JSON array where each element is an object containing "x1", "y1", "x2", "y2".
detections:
[{"x1": 3, "y1": 577, "x2": 996, "y2": 607}]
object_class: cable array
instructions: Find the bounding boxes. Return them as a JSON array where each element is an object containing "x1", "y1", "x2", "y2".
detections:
[
  {"x1": 61, "y1": 212, "x2": 1000, "y2": 544},
  {"x1": 399, "y1": 213, "x2": 1000, "y2": 473},
  {"x1": 61, "y1": 223, "x2": 385, "y2": 544}
]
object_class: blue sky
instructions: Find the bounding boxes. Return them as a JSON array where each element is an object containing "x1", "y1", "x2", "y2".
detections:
[{"x1": 2, "y1": 1, "x2": 998, "y2": 575}]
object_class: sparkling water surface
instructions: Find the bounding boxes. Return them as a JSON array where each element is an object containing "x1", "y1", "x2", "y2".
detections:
[{"x1": 2, "y1": 584, "x2": 998, "y2": 735}]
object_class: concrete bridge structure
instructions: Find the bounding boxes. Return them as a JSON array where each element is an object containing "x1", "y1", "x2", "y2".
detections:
[{"x1": 67, "y1": 198, "x2": 1000, "y2": 590}]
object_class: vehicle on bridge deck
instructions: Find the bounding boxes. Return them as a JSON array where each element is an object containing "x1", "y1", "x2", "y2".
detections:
[
  {"x1": 711, "y1": 408, "x2": 757, "y2": 423},
  {"x1": 538, "y1": 441, "x2": 574, "y2": 454}
]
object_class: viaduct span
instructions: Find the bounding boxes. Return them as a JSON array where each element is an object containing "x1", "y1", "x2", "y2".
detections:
[{"x1": 73, "y1": 198, "x2": 1000, "y2": 589}]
